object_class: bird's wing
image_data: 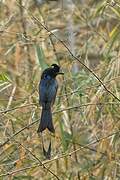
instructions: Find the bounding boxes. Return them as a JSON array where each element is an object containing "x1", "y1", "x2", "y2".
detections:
[
  {"x1": 51, "y1": 79, "x2": 58, "y2": 106},
  {"x1": 39, "y1": 79, "x2": 46, "y2": 106}
]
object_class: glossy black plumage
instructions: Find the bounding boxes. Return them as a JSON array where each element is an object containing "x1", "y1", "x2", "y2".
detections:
[{"x1": 37, "y1": 64, "x2": 62, "y2": 133}]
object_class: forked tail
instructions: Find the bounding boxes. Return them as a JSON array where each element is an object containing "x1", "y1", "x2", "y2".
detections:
[{"x1": 37, "y1": 108, "x2": 55, "y2": 133}]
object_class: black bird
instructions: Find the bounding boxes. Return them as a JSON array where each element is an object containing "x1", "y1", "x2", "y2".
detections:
[{"x1": 37, "y1": 64, "x2": 63, "y2": 133}]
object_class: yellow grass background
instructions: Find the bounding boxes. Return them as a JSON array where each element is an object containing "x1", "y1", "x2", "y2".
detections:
[{"x1": 0, "y1": 0, "x2": 120, "y2": 179}]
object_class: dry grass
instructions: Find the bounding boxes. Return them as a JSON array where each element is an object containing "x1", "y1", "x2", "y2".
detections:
[{"x1": 0, "y1": 0, "x2": 120, "y2": 179}]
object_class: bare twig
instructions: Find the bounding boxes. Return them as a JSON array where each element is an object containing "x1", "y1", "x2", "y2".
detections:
[
  {"x1": 0, "y1": 164, "x2": 40, "y2": 177},
  {"x1": 0, "y1": 102, "x2": 119, "y2": 149},
  {"x1": 0, "y1": 119, "x2": 39, "y2": 148},
  {"x1": 1, "y1": 135, "x2": 60, "y2": 179},
  {"x1": 1, "y1": 101, "x2": 119, "y2": 114},
  {"x1": 14, "y1": 139, "x2": 60, "y2": 179},
  {"x1": 1, "y1": 74, "x2": 120, "y2": 114},
  {"x1": 0, "y1": 130, "x2": 119, "y2": 177},
  {"x1": 58, "y1": 75, "x2": 120, "y2": 98},
  {"x1": 54, "y1": 102, "x2": 120, "y2": 113},
  {"x1": 29, "y1": 14, "x2": 120, "y2": 102},
  {"x1": 0, "y1": 103, "x2": 37, "y2": 114}
]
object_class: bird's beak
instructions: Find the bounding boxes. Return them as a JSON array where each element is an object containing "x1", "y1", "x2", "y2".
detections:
[
  {"x1": 58, "y1": 69, "x2": 64, "y2": 75},
  {"x1": 58, "y1": 72, "x2": 64, "y2": 75}
]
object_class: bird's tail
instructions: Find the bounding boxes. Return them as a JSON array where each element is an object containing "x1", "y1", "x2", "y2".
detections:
[{"x1": 37, "y1": 108, "x2": 55, "y2": 133}]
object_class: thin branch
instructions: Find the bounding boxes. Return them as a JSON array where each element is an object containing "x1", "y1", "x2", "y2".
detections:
[
  {"x1": 68, "y1": 130, "x2": 120, "y2": 157},
  {"x1": 1, "y1": 75, "x2": 119, "y2": 103},
  {"x1": 0, "y1": 130, "x2": 119, "y2": 177},
  {"x1": 47, "y1": 130, "x2": 120, "y2": 162},
  {"x1": 0, "y1": 119, "x2": 39, "y2": 148},
  {"x1": 0, "y1": 102, "x2": 119, "y2": 149},
  {"x1": 15, "y1": 140, "x2": 60, "y2": 179},
  {"x1": 0, "y1": 164, "x2": 40, "y2": 177},
  {"x1": 28, "y1": 12, "x2": 120, "y2": 102},
  {"x1": 2, "y1": 135, "x2": 60, "y2": 180},
  {"x1": 58, "y1": 75, "x2": 120, "y2": 98},
  {"x1": 0, "y1": 103, "x2": 37, "y2": 114},
  {"x1": 54, "y1": 102, "x2": 120, "y2": 113},
  {"x1": 1, "y1": 101, "x2": 119, "y2": 114}
]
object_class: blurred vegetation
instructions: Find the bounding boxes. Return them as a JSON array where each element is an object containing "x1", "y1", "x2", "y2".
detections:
[{"x1": 0, "y1": 0, "x2": 120, "y2": 179}]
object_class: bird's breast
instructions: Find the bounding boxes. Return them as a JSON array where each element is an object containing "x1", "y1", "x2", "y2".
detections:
[{"x1": 39, "y1": 78, "x2": 58, "y2": 103}]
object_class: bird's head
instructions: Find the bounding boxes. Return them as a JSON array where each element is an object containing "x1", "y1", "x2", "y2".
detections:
[{"x1": 51, "y1": 64, "x2": 64, "y2": 76}]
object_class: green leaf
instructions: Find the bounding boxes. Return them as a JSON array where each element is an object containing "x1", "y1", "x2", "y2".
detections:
[
  {"x1": 94, "y1": 2, "x2": 106, "y2": 17},
  {"x1": 110, "y1": 6, "x2": 120, "y2": 18},
  {"x1": 34, "y1": 44, "x2": 48, "y2": 70},
  {"x1": 106, "y1": 24, "x2": 120, "y2": 55},
  {"x1": 0, "y1": 73, "x2": 11, "y2": 83},
  {"x1": 60, "y1": 119, "x2": 72, "y2": 152}
]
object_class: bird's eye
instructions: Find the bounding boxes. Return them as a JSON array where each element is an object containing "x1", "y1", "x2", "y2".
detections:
[
  {"x1": 51, "y1": 64, "x2": 60, "y2": 72},
  {"x1": 51, "y1": 64, "x2": 55, "y2": 68}
]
